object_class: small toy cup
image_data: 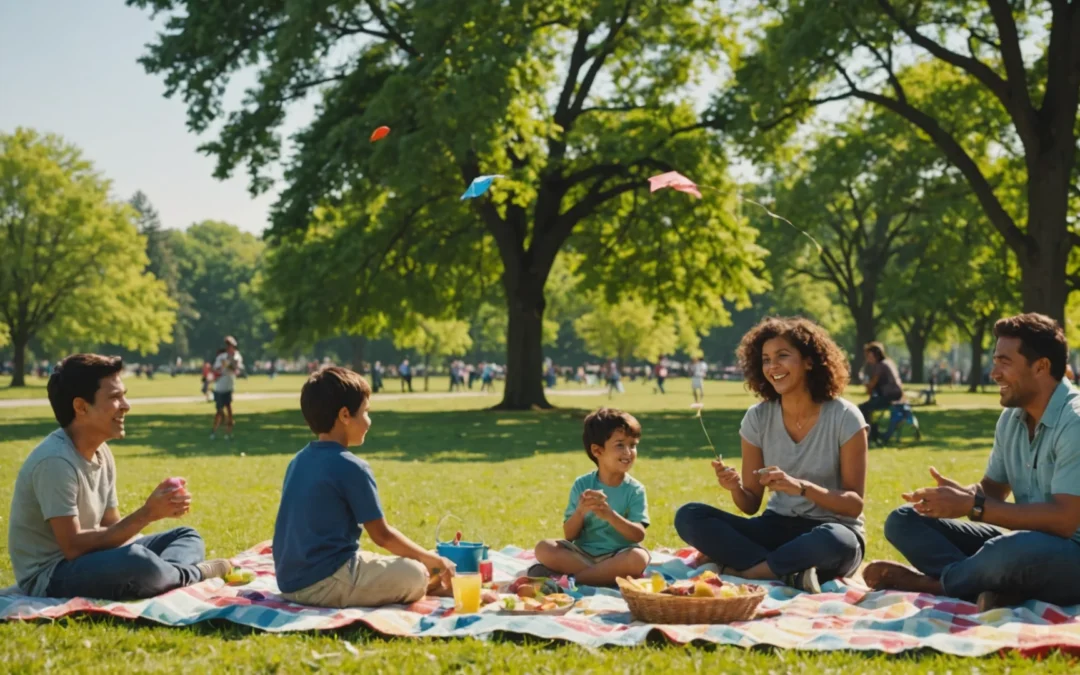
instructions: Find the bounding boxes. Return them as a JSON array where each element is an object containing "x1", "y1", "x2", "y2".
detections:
[{"x1": 452, "y1": 573, "x2": 482, "y2": 613}]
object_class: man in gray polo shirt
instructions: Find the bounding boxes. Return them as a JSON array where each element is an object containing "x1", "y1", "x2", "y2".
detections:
[
  {"x1": 7, "y1": 354, "x2": 231, "y2": 599},
  {"x1": 863, "y1": 313, "x2": 1080, "y2": 610}
]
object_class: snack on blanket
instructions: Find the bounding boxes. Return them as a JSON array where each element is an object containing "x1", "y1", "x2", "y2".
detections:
[
  {"x1": 500, "y1": 592, "x2": 575, "y2": 613},
  {"x1": 619, "y1": 571, "x2": 757, "y2": 599},
  {"x1": 224, "y1": 568, "x2": 255, "y2": 586}
]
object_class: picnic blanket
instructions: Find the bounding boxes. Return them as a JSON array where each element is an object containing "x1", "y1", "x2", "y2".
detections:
[{"x1": 3, "y1": 543, "x2": 1080, "y2": 656}]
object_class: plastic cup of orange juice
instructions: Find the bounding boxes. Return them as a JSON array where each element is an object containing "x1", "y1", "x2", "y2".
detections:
[{"x1": 451, "y1": 573, "x2": 482, "y2": 613}]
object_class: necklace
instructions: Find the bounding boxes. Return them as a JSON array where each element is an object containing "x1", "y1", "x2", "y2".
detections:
[{"x1": 786, "y1": 403, "x2": 817, "y2": 431}]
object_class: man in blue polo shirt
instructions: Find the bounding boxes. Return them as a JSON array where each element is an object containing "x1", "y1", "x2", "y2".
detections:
[{"x1": 863, "y1": 313, "x2": 1080, "y2": 610}]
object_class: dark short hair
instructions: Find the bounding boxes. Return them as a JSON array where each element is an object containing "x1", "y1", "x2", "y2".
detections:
[
  {"x1": 300, "y1": 366, "x2": 372, "y2": 434},
  {"x1": 582, "y1": 408, "x2": 641, "y2": 465},
  {"x1": 737, "y1": 317, "x2": 850, "y2": 403},
  {"x1": 864, "y1": 341, "x2": 886, "y2": 362},
  {"x1": 47, "y1": 354, "x2": 125, "y2": 427},
  {"x1": 993, "y1": 313, "x2": 1068, "y2": 380}
]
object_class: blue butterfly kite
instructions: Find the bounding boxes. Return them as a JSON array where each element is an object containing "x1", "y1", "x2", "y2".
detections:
[{"x1": 460, "y1": 175, "x2": 505, "y2": 200}]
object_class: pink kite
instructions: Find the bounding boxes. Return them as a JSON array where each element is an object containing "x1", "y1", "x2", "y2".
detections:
[{"x1": 648, "y1": 171, "x2": 703, "y2": 199}]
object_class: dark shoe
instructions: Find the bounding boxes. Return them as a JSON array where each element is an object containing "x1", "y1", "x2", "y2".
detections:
[
  {"x1": 526, "y1": 563, "x2": 557, "y2": 578},
  {"x1": 782, "y1": 567, "x2": 821, "y2": 594}
]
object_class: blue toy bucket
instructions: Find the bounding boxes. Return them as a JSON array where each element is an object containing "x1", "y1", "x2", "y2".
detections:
[
  {"x1": 436, "y1": 541, "x2": 485, "y2": 573},
  {"x1": 435, "y1": 514, "x2": 489, "y2": 573}
]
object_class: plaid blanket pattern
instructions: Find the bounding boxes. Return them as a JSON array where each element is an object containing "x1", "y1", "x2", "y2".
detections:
[{"x1": 2, "y1": 543, "x2": 1079, "y2": 656}]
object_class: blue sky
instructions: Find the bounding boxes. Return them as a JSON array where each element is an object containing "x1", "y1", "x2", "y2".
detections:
[{"x1": 0, "y1": 1, "x2": 293, "y2": 233}]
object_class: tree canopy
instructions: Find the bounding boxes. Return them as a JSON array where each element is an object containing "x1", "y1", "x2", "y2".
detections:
[
  {"x1": 713, "y1": 0, "x2": 1080, "y2": 322},
  {"x1": 0, "y1": 129, "x2": 176, "y2": 386},
  {"x1": 131, "y1": 0, "x2": 767, "y2": 408}
]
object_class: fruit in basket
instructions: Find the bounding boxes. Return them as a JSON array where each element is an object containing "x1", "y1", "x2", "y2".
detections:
[
  {"x1": 650, "y1": 572, "x2": 666, "y2": 593},
  {"x1": 693, "y1": 581, "x2": 715, "y2": 598}
]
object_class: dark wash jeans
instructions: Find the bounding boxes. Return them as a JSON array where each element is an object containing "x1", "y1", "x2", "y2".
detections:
[
  {"x1": 45, "y1": 526, "x2": 206, "y2": 600},
  {"x1": 674, "y1": 503, "x2": 863, "y2": 581},
  {"x1": 884, "y1": 505, "x2": 1080, "y2": 604}
]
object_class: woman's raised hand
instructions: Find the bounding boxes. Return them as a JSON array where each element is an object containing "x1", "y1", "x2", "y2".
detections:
[{"x1": 712, "y1": 460, "x2": 742, "y2": 492}]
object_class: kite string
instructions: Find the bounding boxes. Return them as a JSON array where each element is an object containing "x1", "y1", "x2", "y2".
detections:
[{"x1": 695, "y1": 184, "x2": 824, "y2": 253}]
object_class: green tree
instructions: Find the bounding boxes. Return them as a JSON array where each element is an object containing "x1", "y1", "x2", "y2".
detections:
[
  {"x1": 764, "y1": 111, "x2": 947, "y2": 374},
  {"x1": 130, "y1": 191, "x2": 199, "y2": 358},
  {"x1": 0, "y1": 129, "x2": 176, "y2": 386},
  {"x1": 716, "y1": 0, "x2": 1080, "y2": 322},
  {"x1": 170, "y1": 221, "x2": 275, "y2": 361},
  {"x1": 131, "y1": 0, "x2": 766, "y2": 409},
  {"x1": 573, "y1": 293, "x2": 705, "y2": 366},
  {"x1": 393, "y1": 316, "x2": 473, "y2": 391}
]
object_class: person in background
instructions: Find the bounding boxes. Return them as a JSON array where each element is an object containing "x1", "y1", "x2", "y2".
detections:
[
  {"x1": 372, "y1": 361, "x2": 384, "y2": 393},
  {"x1": 654, "y1": 358, "x2": 668, "y2": 395},
  {"x1": 210, "y1": 337, "x2": 243, "y2": 440},
  {"x1": 690, "y1": 356, "x2": 708, "y2": 403},
  {"x1": 201, "y1": 357, "x2": 215, "y2": 402},
  {"x1": 399, "y1": 358, "x2": 413, "y2": 393},
  {"x1": 859, "y1": 342, "x2": 904, "y2": 445}
]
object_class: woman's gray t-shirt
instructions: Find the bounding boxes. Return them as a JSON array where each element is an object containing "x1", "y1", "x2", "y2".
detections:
[{"x1": 739, "y1": 398, "x2": 868, "y2": 540}]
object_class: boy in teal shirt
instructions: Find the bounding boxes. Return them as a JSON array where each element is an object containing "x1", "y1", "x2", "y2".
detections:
[{"x1": 531, "y1": 408, "x2": 650, "y2": 586}]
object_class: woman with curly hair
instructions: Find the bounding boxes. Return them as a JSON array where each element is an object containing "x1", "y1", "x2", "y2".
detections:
[{"x1": 674, "y1": 317, "x2": 869, "y2": 593}]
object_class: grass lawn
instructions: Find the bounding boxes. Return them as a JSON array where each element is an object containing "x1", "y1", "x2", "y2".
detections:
[{"x1": 0, "y1": 379, "x2": 1070, "y2": 673}]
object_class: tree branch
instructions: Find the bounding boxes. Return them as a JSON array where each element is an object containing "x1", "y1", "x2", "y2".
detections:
[
  {"x1": 363, "y1": 0, "x2": 418, "y2": 58},
  {"x1": 568, "y1": 0, "x2": 634, "y2": 118},
  {"x1": 987, "y1": 0, "x2": 1029, "y2": 97},
  {"x1": 829, "y1": 72, "x2": 1029, "y2": 256},
  {"x1": 875, "y1": 0, "x2": 1039, "y2": 149}
]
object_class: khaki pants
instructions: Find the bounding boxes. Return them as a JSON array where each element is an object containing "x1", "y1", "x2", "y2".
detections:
[{"x1": 281, "y1": 551, "x2": 428, "y2": 608}]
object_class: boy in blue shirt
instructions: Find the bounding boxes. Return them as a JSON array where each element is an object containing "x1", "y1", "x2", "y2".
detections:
[
  {"x1": 273, "y1": 367, "x2": 455, "y2": 607},
  {"x1": 531, "y1": 408, "x2": 651, "y2": 586}
]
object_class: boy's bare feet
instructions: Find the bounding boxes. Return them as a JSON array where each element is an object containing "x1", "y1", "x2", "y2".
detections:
[{"x1": 862, "y1": 561, "x2": 943, "y2": 594}]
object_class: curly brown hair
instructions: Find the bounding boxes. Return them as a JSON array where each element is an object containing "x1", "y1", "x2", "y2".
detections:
[{"x1": 737, "y1": 317, "x2": 850, "y2": 403}]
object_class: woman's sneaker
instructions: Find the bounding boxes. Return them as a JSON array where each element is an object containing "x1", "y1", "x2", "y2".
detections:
[
  {"x1": 782, "y1": 567, "x2": 821, "y2": 594},
  {"x1": 196, "y1": 558, "x2": 233, "y2": 581}
]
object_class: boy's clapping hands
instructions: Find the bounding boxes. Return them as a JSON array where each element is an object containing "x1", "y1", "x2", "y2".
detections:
[{"x1": 578, "y1": 489, "x2": 614, "y2": 520}]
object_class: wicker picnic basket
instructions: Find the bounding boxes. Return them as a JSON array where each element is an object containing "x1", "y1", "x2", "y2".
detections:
[{"x1": 616, "y1": 578, "x2": 766, "y2": 624}]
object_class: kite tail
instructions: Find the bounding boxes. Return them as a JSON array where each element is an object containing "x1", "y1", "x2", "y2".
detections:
[{"x1": 696, "y1": 185, "x2": 824, "y2": 253}]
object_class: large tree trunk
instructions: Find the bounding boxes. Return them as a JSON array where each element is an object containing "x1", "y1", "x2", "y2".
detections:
[
  {"x1": 852, "y1": 303, "x2": 876, "y2": 383},
  {"x1": 905, "y1": 332, "x2": 926, "y2": 385},
  {"x1": 10, "y1": 330, "x2": 28, "y2": 387},
  {"x1": 967, "y1": 318, "x2": 989, "y2": 394},
  {"x1": 1019, "y1": 191, "x2": 1071, "y2": 324},
  {"x1": 350, "y1": 335, "x2": 367, "y2": 372},
  {"x1": 496, "y1": 261, "x2": 551, "y2": 410}
]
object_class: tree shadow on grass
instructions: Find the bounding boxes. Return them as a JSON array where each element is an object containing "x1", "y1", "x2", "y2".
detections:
[{"x1": 1, "y1": 407, "x2": 1000, "y2": 463}]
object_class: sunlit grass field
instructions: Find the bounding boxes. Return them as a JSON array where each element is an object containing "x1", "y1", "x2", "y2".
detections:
[{"x1": 1, "y1": 378, "x2": 1068, "y2": 673}]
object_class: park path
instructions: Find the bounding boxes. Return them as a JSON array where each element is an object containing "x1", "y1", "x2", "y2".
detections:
[{"x1": 0, "y1": 388, "x2": 608, "y2": 410}]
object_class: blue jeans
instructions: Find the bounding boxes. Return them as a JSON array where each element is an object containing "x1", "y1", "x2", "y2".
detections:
[
  {"x1": 674, "y1": 503, "x2": 864, "y2": 581},
  {"x1": 885, "y1": 505, "x2": 1080, "y2": 604},
  {"x1": 45, "y1": 526, "x2": 206, "y2": 600}
]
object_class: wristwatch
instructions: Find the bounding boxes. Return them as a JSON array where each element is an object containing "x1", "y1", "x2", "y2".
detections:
[
  {"x1": 799, "y1": 482, "x2": 808, "y2": 497},
  {"x1": 969, "y1": 487, "x2": 986, "y2": 522}
]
